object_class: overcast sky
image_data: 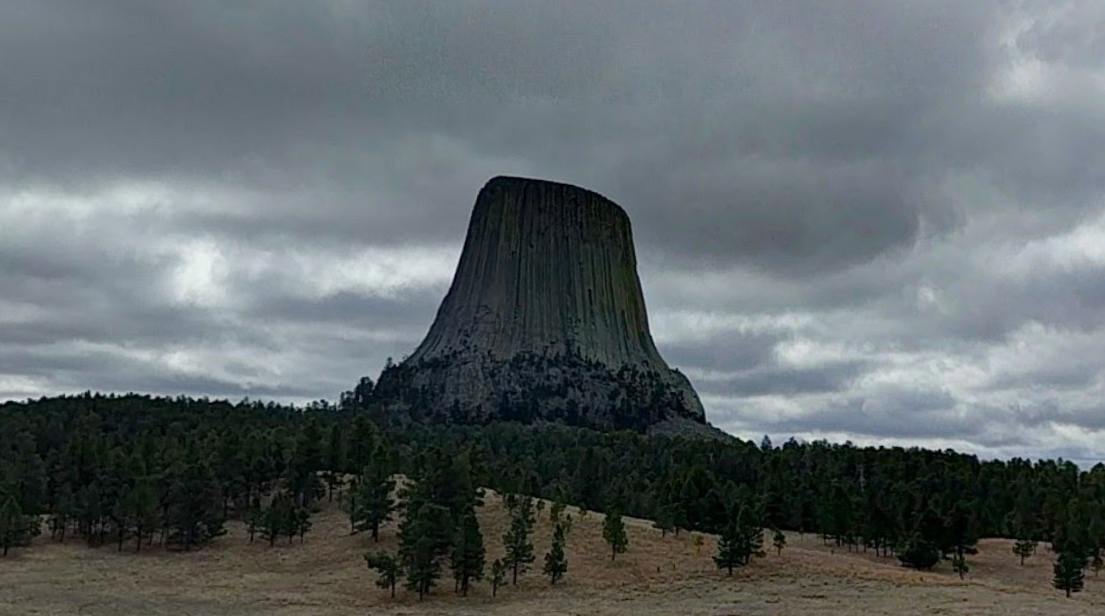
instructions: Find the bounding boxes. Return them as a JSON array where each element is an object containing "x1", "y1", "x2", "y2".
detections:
[{"x1": 2, "y1": 1, "x2": 1104, "y2": 462}]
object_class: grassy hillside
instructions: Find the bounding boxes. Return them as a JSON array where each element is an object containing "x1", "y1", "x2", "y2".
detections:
[{"x1": 2, "y1": 485, "x2": 1103, "y2": 615}]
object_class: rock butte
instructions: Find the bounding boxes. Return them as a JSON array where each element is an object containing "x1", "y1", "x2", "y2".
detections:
[{"x1": 375, "y1": 176, "x2": 709, "y2": 434}]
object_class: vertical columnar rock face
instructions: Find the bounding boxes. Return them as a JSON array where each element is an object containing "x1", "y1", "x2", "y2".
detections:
[
  {"x1": 413, "y1": 176, "x2": 665, "y2": 367},
  {"x1": 375, "y1": 176, "x2": 706, "y2": 432}
]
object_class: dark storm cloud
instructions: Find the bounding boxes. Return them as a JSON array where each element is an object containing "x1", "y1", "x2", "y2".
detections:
[
  {"x1": 0, "y1": 0, "x2": 1000, "y2": 266},
  {"x1": 760, "y1": 390, "x2": 969, "y2": 442},
  {"x1": 661, "y1": 331, "x2": 782, "y2": 374},
  {"x1": 2, "y1": 0, "x2": 1105, "y2": 460},
  {"x1": 699, "y1": 361, "x2": 867, "y2": 398},
  {"x1": 245, "y1": 290, "x2": 438, "y2": 332}
]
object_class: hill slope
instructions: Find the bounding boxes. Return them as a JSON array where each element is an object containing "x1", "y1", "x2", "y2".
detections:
[{"x1": 2, "y1": 489, "x2": 1103, "y2": 615}]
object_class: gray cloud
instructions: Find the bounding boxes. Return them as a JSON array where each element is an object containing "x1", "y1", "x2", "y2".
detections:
[
  {"x1": 700, "y1": 361, "x2": 867, "y2": 398},
  {"x1": 2, "y1": 0, "x2": 1105, "y2": 461},
  {"x1": 662, "y1": 331, "x2": 782, "y2": 374}
]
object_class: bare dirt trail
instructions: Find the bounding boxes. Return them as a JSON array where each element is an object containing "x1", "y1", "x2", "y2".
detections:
[{"x1": 2, "y1": 492, "x2": 1103, "y2": 615}]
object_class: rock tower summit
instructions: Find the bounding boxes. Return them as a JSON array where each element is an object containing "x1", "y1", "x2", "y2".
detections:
[{"x1": 375, "y1": 176, "x2": 707, "y2": 433}]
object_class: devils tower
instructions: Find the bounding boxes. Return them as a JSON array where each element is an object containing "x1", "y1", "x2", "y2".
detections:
[{"x1": 374, "y1": 176, "x2": 706, "y2": 433}]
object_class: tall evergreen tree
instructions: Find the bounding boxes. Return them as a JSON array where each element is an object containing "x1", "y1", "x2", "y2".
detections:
[
  {"x1": 48, "y1": 485, "x2": 75, "y2": 542},
  {"x1": 0, "y1": 495, "x2": 39, "y2": 556},
  {"x1": 293, "y1": 505, "x2": 312, "y2": 543},
  {"x1": 653, "y1": 502, "x2": 676, "y2": 538},
  {"x1": 346, "y1": 414, "x2": 379, "y2": 473},
  {"x1": 365, "y1": 552, "x2": 401, "y2": 598},
  {"x1": 246, "y1": 496, "x2": 262, "y2": 544},
  {"x1": 322, "y1": 423, "x2": 346, "y2": 502},
  {"x1": 398, "y1": 499, "x2": 453, "y2": 600},
  {"x1": 406, "y1": 534, "x2": 443, "y2": 601},
  {"x1": 396, "y1": 444, "x2": 485, "y2": 599},
  {"x1": 549, "y1": 501, "x2": 566, "y2": 525},
  {"x1": 1053, "y1": 551, "x2": 1087, "y2": 597},
  {"x1": 259, "y1": 491, "x2": 295, "y2": 546},
  {"x1": 123, "y1": 479, "x2": 159, "y2": 552},
  {"x1": 714, "y1": 521, "x2": 742, "y2": 574},
  {"x1": 714, "y1": 502, "x2": 762, "y2": 572},
  {"x1": 543, "y1": 522, "x2": 568, "y2": 585},
  {"x1": 603, "y1": 510, "x2": 628, "y2": 561},
  {"x1": 163, "y1": 455, "x2": 225, "y2": 551},
  {"x1": 450, "y1": 509, "x2": 485, "y2": 596},
  {"x1": 502, "y1": 496, "x2": 536, "y2": 583},
  {"x1": 348, "y1": 455, "x2": 395, "y2": 542},
  {"x1": 735, "y1": 501, "x2": 764, "y2": 565},
  {"x1": 283, "y1": 428, "x2": 325, "y2": 509},
  {"x1": 490, "y1": 558, "x2": 507, "y2": 598}
]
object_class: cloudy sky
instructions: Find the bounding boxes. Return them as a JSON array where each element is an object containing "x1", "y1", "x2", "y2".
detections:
[{"x1": 2, "y1": 1, "x2": 1104, "y2": 462}]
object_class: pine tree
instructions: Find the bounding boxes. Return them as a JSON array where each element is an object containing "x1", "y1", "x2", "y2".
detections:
[
  {"x1": 714, "y1": 521, "x2": 742, "y2": 574},
  {"x1": 603, "y1": 510, "x2": 628, "y2": 561},
  {"x1": 543, "y1": 522, "x2": 568, "y2": 585},
  {"x1": 1053, "y1": 550, "x2": 1087, "y2": 597},
  {"x1": 941, "y1": 497, "x2": 978, "y2": 559},
  {"x1": 345, "y1": 413, "x2": 379, "y2": 472},
  {"x1": 288, "y1": 420, "x2": 325, "y2": 508},
  {"x1": 246, "y1": 496, "x2": 262, "y2": 544},
  {"x1": 260, "y1": 491, "x2": 294, "y2": 546},
  {"x1": 952, "y1": 551, "x2": 969, "y2": 579},
  {"x1": 0, "y1": 495, "x2": 39, "y2": 556},
  {"x1": 348, "y1": 449, "x2": 396, "y2": 542},
  {"x1": 502, "y1": 496, "x2": 535, "y2": 584},
  {"x1": 323, "y1": 423, "x2": 346, "y2": 502},
  {"x1": 825, "y1": 481, "x2": 857, "y2": 548},
  {"x1": 163, "y1": 455, "x2": 225, "y2": 551},
  {"x1": 735, "y1": 502, "x2": 763, "y2": 565},
  {"x1": 450, "y1": 510, "x2": 485, "y2": 596},
  {"x1": 293, "y1": 505, "x2": 312, "y2": 543},
  {"x1": 772, "y1": 529, "x2": 787, "y2": 556},
  {"x1": 49, "y1": 484, "x2": 75, "y2": 542},
  {"x1": 653, "y1": 503, "x2": 675, "y2": 538},
  {"x1": 110, "y1": 490, "x2": 130, "y2": 551},
  {"x1": 399, "y1": 501, "x2": 453, "y2": 600},
  {"x1": 898, "y1": 535, "x2": 941, "y2": 570},
  {"x1": 123, "y1": 480, "x2": 159, "y2": 552},
  {"x1": 898, "y1": 502, "x2": 942, "y2": 571},
  {"x1": 407, "y1": 534, "x2": 443, "y2": 601},
  {"x1": 490, "y1": 558, "x2": 507, "y2": 598},
  {"x1": 549, "y1": 501, "x2": 566, "y2": 525},
  {"x1": 397, "y1": 447, "x2": 484, "y2": 600},
  {"x1": 1088, "y1": 512, "x2": 1105, "y2": 576},
  {"x1": 760, "y1": 435, "x2": 773, "y2": 451},
  {"x1": 365, "y1": 552, "x2": 401, "y2": 598},
  {"x1": 668, "y1": 499, "x2": 687, "y2": 536},
  {"x1": 75, "y1": 481, "x2": 105, "y2": 546},
  {"x1": 1012, "y1": 538, "x2": 1036, "y2": 566}
]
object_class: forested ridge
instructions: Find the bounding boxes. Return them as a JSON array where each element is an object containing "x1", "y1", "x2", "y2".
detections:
[{"x1": 1, "y1": 389, "x2": 1103, "y2": 598}]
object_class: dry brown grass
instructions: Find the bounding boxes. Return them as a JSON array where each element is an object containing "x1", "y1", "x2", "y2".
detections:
[{"x1": 2, "y1": 491, "x2": 1104, "y2": 615}]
